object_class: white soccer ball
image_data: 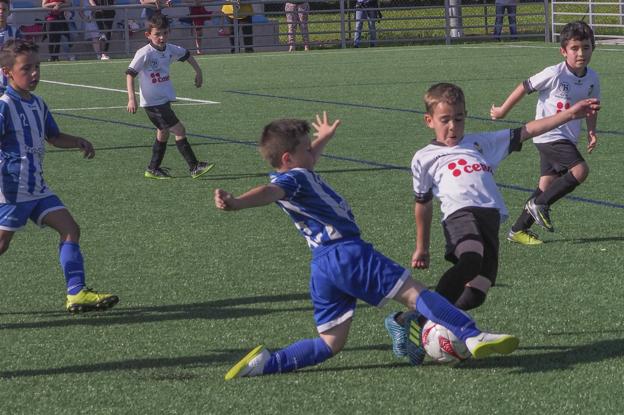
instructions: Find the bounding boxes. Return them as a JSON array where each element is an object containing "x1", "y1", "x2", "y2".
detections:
[{"x1": 421, "y1": 320, "x2": 471, "y2": 364}]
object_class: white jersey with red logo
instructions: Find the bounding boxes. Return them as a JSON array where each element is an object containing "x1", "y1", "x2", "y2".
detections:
[
  {"x1": 525, "y1": 61, "x2": 600, "y2": 144},
  {"x1": 411, "y1": 129, "x2": 517, "y2": 221},
  {"x1": 128, "y1": 42, "x2": 189, "y2": 107}
]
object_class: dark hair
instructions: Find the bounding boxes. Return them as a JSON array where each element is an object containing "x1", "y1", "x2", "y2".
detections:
[
  {"x1": 260, "y1": 119, "x2": 311, "y2": 168},
  {"x1": 423, "y1": 83, "x2": 466, "y2": 115},
  {"x1": 146, "y1": 11, "x2": 169, "y2": 32},
  {"x1": 0, "y1": 0, "x2": 9, "y2": 7},
  {"x1": 0, "y1": 39, "x2": 39, "y2": 69},
  {"x1": 560, "y1": 21, "x2": 595, "y2": 49}
]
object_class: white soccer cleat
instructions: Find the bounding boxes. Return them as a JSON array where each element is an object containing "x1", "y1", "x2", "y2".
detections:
[
  {"x1": 465, "y1": 332, "x2": 519, "y2": 359},
  {"x1": 224, "y1": 345, "x2": 271, "y2": 380}
]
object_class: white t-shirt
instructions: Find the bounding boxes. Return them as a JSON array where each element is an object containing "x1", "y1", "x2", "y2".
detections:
[
  {"x1": 411, "y1": 129, "x2": 519, "y2": 221},
  {"x1": 525, "y1": 61, "x2": 600, "y2": 144},
  {"x1": 128, "y1": 43, "x2": 189, "y2": 107}
]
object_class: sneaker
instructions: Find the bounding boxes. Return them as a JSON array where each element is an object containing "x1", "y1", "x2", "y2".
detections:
[
  {"x1": 190, "y1": 161, "x2": 215, "y2": 179},
  {"x1": 224, "y1": 345, "x2": 270, "y2": 380},
  {"x1": 507, "y1": 229, "x2": 543, "y2": 245},
  {"x1": 65, "y1": 287, "x2": 119, "y2": 313},
  {"x1": 525, "y1": 198, "x2": 554, "y2": 232},
  {"x1": 384, "y1": 312, "x2": 407, "y2": 358},
  {"x1": 100, "y1": 53, "x2": 110, "y2": 60},
  {"x1": 404, "y1": 311, "x2": 426, "y2": 365},
  {"x1": 465, "y1": 333, "x2": 519, "y2": 359},
  {"x1": 144, "y1": 167, "x2": 172, "y2": 179}
]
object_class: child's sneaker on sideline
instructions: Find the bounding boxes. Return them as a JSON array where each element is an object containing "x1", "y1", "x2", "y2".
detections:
[
  {"x1": 190, "y1": 161, "x2": 214, "y2": 179},
  {"x1": 144, "y1": 167, "x2": 172, "y2": 179},
  {"x1": 225, "y1": 345, "x2": 270, "y2": 380},
  {"x1": 507, "y1": 229, "x2": 543, "y2": 245},
  {"x1": 384, "y1": 312, "x2": 407, "y2": 358},
  {"x1": 465, "y1": 333, "x2": 519, "y2": 359},
  {"x1": 65, "y1": 288, "x2": 119, "y2": 313},
  {"x1": 404, "y1": 311, "x2": 426, "y2": 365},
  {"x1": 525, "y1": 198, "x2": 554, "y2": 232}
]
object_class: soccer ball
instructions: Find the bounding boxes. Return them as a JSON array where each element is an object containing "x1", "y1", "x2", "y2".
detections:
[{"x1": 421, "y1": 320, "x2": 471, "y2": 364}]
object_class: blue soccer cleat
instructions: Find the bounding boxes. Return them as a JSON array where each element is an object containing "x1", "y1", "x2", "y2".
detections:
[{"x1": 384, "y1": 312, "x2": 407, "y2": 358}]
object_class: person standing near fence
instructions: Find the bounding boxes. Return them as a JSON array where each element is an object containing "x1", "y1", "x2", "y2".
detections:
[
  {"x1": 353, "y1": 0, "x2": 380, "y2": 48},
  {"x1": 42, "y1": 0, "x2": 70, "y2": 62},
  {"x1": 493, "y1": 0, "x2": 517, "y2": 41},
  {"x1": 89, "y1": 0, "x2": 115, "y2": 59},
  {"x1": 221, "y1": 0, "x2": 253, "y2": 53},
  {"x1": 285, "y1": 1, "x2": 309, "y2": 52}
]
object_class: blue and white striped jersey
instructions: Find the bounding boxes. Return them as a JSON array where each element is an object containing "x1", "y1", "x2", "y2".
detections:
[
  {"x1": 0, "y1": 26, "x2": 22, "y2": 93},
  {"x1": 270, "y1": 168, "x2": 361, "y2": 250},
  {"x1": 0, "y1": 87, "x2": 60, "y2": 203}
]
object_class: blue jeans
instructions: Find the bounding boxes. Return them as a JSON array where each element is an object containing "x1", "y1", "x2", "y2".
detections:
[
  {"x1": 354, "y1": 8, "x2": 377, "y2": 47},
  {"x1": 493, "y1": 4, "x2": 517, "y2": 39}
]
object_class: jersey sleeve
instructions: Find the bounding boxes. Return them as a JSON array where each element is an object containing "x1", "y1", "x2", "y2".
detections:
[
  {"x1": 477, "y1": 129, "x2": 517, "y2": 166},
  {"x1": 43, "y1": 101, "x2": 60, "y2": 140},
  {"x1": 411, "y1": 155, "x2": 433, "y2": 203},
  {"x1": 169, "y1": 44, "x2": 189, "y2": 62},
  {"x1": 270, "y1": 171, "x2": 302, "y2": 200},
  {"x1": 127, "y1": 49, "x2": 145, "y2": 75},
  {"x1": 525, "y1": 66, "x2": 556, "y2": 94}
]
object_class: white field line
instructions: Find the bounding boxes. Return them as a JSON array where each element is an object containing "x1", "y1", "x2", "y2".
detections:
[{"x1": 54, "y1": 102, "x2": 212, "y2": 111}]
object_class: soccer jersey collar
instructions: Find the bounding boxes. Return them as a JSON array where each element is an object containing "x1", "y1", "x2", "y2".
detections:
[
  {"x1": 564, "y1": 61, "x2": 588, "y2": 78},
  {"x1": 429, "y1": 137, "x2": 464, "y2": 147},
  {"x1": 149, "y1": 42, "x2": 168, "y2": 52},
  {"x1": 5, "y1": 85, "x2": 35, "y2": 103}
]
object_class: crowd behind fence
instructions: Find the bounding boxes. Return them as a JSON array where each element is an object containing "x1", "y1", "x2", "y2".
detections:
[{"x1": 7, "y1": 0, "x2": 623, "y2": 60}]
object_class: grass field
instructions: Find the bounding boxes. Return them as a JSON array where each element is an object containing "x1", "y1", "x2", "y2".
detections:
[{"x1": 1, "y1": 42, "x2": 624, "y2": 414}]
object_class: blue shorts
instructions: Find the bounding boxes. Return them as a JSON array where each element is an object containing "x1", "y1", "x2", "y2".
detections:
[
  {"x1": 0, "y1": 195, "x2": 65, "y2": 231},
  {"x1": 310, "y1": 238, "x2": 410, "y2": 333}
]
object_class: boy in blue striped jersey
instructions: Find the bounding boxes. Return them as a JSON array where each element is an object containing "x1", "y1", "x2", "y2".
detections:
[
  {"x1": 215, "y1": 112, "x2": 520, "y2": 380},
  {"x1": 0, "y1": 39, "x2": 118, "y2": 312}
]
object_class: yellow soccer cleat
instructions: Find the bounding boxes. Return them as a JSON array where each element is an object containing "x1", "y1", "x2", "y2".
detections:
[
  {"x1": 465, "y1": 333, "x2": 519, "y2": 359},
  {"x1": 507, "y1": 229, "x2": 543, "y2": 245},
  {"x1": 65, "y1": 287, "x2": 119, "y2": 313},
  {"x1": 224, "y1": 345, "x2": 270, "y2": 381}
]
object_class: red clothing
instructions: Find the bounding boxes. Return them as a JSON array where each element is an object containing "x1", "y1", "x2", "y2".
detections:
[{"x1": 189, "y1": 6, "x2": 212, "y2": 27}]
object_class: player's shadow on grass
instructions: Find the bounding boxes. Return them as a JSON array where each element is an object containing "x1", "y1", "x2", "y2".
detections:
[
  {"x1": 0, "y1": 293, "x2": 313, "y2": 330},
  {"x1": 197, "y1": 166, "x2": 402, "y2": 181},
  {"x1": 545, "y1": 236, "x2": 624, "y2": 244}
]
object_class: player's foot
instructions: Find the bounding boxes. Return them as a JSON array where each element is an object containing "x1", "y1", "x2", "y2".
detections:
[
  {"x1": 224, "y1": 345, "x2": 270, "y2": 380},
  {"x1": 465, "y1": 333, "x2": 519, "y2": 359},
  {"x1": 507, "y1": 229, "x2": 543, "y2": 245},
  {"x1": 190, "y1": 161, "x2": 215, "y2": 179},
  {"x1": 403, "y1": 311, "x2": 426, "y2": 365},
  {"x1": 65, "y1": 287, "x2": 119, "y2": 313},
  {"x1": 144, "y1": 167, "x2": 172, "y2": 179},
  {"x1": 384, "y1": 312, "x2": 407, "y2": 358},
  {"x1": 525, "y1": 198, "x2": 554, "y2": 232},
  {"x1": 100, "y1": 53, "x2": 110, "y2": 60}
]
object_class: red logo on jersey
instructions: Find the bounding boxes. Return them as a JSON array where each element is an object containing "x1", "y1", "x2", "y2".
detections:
[
  {"x1": 447, "y1": 158, "x2": 492, "y2": 177},
  {"x1": 556, "y1": 101, "x2": 571, "y2": 113},
  {"x1": 150, "y1": 72, "x2": 170, "y2": 84}
]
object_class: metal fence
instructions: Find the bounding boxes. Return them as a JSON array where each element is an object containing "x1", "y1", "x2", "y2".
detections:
[{"x1": 551, "y1": 0, "x2": 624, "y2": 43}]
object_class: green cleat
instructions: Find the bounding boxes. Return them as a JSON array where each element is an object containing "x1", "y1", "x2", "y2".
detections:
[
  {"x1": 224, "y1": 345, "x2": 270, "y2": 381},
  {"x1": 525, "y1": 198, "x2": 554, "y2": 232},
  {"x1": 465, "y1": 333, "x2": 519, "y2": 359},
  {"x1": 65, "y1": 288, "x2": 119, "y2": 313},
  {"x1": 507, "y1": 229, "x2": 543, "y2": 245},
  {"x1": 144, "y1": 167, "x2": 172, "y2": 179},
  {"x1": 190, "y1": 161, "x2": 215, "y2": 179}
]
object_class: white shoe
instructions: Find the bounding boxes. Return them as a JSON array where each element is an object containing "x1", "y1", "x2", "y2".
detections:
[
  {"x1": 100, "y1": 54, "x2": 110, "y2": 60},
  {"x1": 224, "y1": 345, "x2": 271, "y2": 380},
  {"x1": 465, "y1": 332, "x2": 519, "y2": 359}
]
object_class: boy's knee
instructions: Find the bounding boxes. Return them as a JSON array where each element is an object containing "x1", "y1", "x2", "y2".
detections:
[
  {"x1": 0, "y1": 238, "x2": 10, "y2": 255},
  {"x1": 571, "y1": 163, "x2": 589, "y2": 183}
]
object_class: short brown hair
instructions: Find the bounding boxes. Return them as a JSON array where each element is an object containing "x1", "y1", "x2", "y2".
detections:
[
  {"x1": 146, "y1": 11, "x2": 169, "y2": 32},
  {"x1": 423, "y1": 83, "x2": 466, "y2": 115},
  {"x1": 260, "y1": 119, "x2": 310, "y2": 168},
  {"x1": 0, "y1": 39, "x2": 39, "y2": 69},
  {"x1": 560, "y1": 20, "x2": 595, "y2": 50}
]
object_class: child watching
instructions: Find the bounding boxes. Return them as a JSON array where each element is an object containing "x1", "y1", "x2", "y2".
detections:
[
  {"x1": 491, "y1": 21, "x2": 600, "y2": 244},
  {"x1": 215, "y1": 112, "x2": 522, "y2": 380},
  {"x1": 0, "y1": 39, "x2": 119, "y2": 312},
  {"x1": 0, "y1": 0, "x2": 21, "y2": 93},
  {"x1": 126, "y1": 12, "x2": 213, "y2": 179}
]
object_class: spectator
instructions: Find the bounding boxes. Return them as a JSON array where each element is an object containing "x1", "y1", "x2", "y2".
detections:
[
  {"x1": 353, "y1": 0, "x2": 380, "y2": 48},
  {"x1": 60, "y1": 0, "x2": 80, "y2": 60},
  {"x1": 80, "y1": 0, "x2": 103, "y2": 59},
  {"x1": 89, "y1": 0, "x2": 115, "y2": 59},
  {"x1": 42, "y1": 0, "x2": 70, "y2": 61},
  {"x1": 139, "y1": 0, "x2": 171, "y2": 25},
  {"x1": 493, "y1": 0, "x2": 517, "y2": 41},
  {"x1": 185, "y1": 0, "x2": 212, "y2": 54},
  {"x1": 285, "y1": 1, "x2": 309, "y2": 52},
  {"x1": 221, "y1": 0, "x2": 253, "y2": 53}
]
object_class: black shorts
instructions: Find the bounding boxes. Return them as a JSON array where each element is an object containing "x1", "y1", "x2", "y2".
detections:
[
  {"x1": 144, "y1": 102, "x2": 180, "y2": 130},
  {"x1": 535, "y1": 140, "x2": 585, "y2": 176},
  {"x1": 442, "y1": 207, "x2": 500, "y2": 284}
]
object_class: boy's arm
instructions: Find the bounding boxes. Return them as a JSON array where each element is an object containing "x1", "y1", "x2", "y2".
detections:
[
  {"x1": 214, "y1": 185, "x2": 285, "y2": 211},
  {"x1": 412, "y1": 200, "x2": 432, "y2": 269},
  {"x1": 519, "y1": 98, "x2": 600, "y2": 142},
  {"x1": 126, "y1": 73, "x2": 137, "y2": 114},
  {"x1": 586, "y1": 112, "x2": 598, "y2": 153},
  {"x1": 186, "y1": 55, "x2": 203, "y2": 88},
  {"x1": 47, "y1": 133, "x2": 95, "y2": 159},
  {"x1": 310, "y1": 112, "x2": 341, "y2": 164},
  {"x1": 490, "y1": 83, "x2": 526, "y2": 120}
]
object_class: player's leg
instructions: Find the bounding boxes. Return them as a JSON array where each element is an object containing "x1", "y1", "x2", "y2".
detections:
[
  {"x1": 170, "y1": 121, "x2": 215, "y2": 178},
  {"x1": 367, "y1": 10, "x2": 377, "y2": 46},
  {"x1": 353, "y1": 9, "x2": 364, "y2": 47},
  {"x1": 0, "y1": 230, "x2": 15, "y2": 256}
]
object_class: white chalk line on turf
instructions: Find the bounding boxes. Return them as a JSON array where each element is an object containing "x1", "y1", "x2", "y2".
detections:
[
  {"x1": 39, "y1": 79, "x2": 220, "y2": 104},
  {"x1": 54, "y1": 102, "x2": 212, "y2": 111}
]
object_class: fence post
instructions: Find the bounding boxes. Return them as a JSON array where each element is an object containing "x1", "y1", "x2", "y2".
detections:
[
  {"x1": 544, "y1": 0, "x2": 551, "y2": 43},
  {"x1": 340, "y1": 0, "x2": 347, "y2": 48},
  {"x1": 483, "y1": 0, "x2": 489, "y2": 35},
  {"x1": 588, "y1": 0, "x2": 594, "y2": 26},
  {"x1": 233, "y1": 4, "x2": 240, "y2": 53},
  {"x1": 444, "y1": 0, "x2": 450, "y2": 44},
  {"x1": 123, "y1": 7, "x2": 130, "y2": 57},
  {"x1": 448, "y1": 0, "x2": 464, "y2": 38}
]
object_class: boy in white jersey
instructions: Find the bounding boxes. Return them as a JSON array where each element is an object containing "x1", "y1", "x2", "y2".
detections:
[
  {"x1": 215, "y1": 112, "x2": 522, "y2": 379},
  {"x1": 0, "y1": 39, "x2": 118, "y2": 312},
  {"x1": 491, "y1": 21, "x2": 600, "y2": 244},
  {"x1": 385, "y1": 83, "x2": 599, "y2": 365},
  {"x1": 126, "y1": 12, "x2": 213, "y2": 179}
]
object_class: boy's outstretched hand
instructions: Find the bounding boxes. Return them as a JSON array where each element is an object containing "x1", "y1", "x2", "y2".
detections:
[
  {"x1": 214, "y1": 188, "x2": 236, "y2": 211},
  {"x1": 77, "y1": 138, "x2": 95, "y2": 159},
  {"x1": 569, "y1": 98, "x2": 600, "y2": 119},
  {"x1": 312, "y1": 111, "x2": 341, "y2": 141}
]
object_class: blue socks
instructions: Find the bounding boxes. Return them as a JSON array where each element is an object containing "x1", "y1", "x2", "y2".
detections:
[
  {"x1": 415, "y1": 289, "x2": 481, "y2": 341},
  {"x1": 59, "y1": 242, "x2": 85, "y2": 295},
  {"x1": 262, "y1": 338, "x2": 333, "y2": 375}
]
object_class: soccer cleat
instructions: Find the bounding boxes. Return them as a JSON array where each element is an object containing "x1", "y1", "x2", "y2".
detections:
[
  {"x1": 507, "y1": 229, "x2": 543, "y2": 245},
  {"x1": 65, "y1": 287, "x2": 119, "y2": 313},
  {"x1": 144, "y1": 167, "x2": 172, "y2": 179},
  {"x1": 190, "y1": 161, "x2": 215, "y2": 179},
  {"x1": 465, "y1": 333, "x2": 519, "y2": 359},
  {"x1": 404, "y1": 311, "x2": 426, "y2": 365},
  {"x1": 384, "y1": 312, "x2": 407, "y2": 358},
  {"x1": 525, "y1": 198, "x2": 554, "y2": 232},
  {"x1": 224, "y1": 345, "x2": 270, "y2": 380}
]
